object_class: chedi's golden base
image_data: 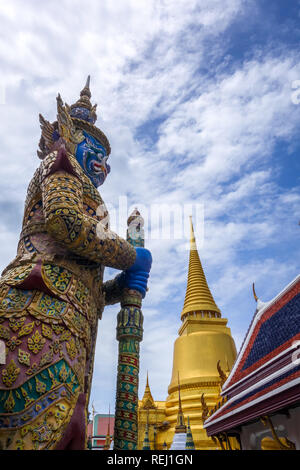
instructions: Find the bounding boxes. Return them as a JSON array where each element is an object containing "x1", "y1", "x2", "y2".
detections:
[
  {"x1": 138, "y1": 218, "x2": 237, "y2": 450},
  {"x1": 138, "y1": 314, "x2": 237, "y2": 450}
]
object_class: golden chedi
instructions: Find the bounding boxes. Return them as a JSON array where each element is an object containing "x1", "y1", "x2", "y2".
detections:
[{"x1": 138, "y1": 217, "x2": 237, "y2": 449}]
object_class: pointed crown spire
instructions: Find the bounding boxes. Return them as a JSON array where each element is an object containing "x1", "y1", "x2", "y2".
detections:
[
  {"x1": 70, "y1": 75, "x2": 97, "y2": 124},
  {"x1": 68, "y1": 75, "x2": 111, "y2": 154},
  {"x1": 181, "y1": 216, "x2": 220, "y2": 319},
  {"x1": 252, "y1": 282, "x2": 258, "y2": 302}
]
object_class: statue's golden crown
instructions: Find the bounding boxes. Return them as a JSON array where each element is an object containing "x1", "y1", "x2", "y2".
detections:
[{"x1": 37, "y1": 76, "x2": 111, "y2": 159}]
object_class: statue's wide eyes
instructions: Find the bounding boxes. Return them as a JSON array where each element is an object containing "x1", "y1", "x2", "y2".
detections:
[{"x1": 86, "y1": 139, "x2": 105, "y2": 158}]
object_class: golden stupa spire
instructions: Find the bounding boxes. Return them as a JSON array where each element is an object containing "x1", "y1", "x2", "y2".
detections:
[
  {"x1": 141, "y1": 372, "x2": 156, "y2": 409},
  {"x1": 175, "y1": 372, "x2": 186, "y2": 434},
  {"x1": 181, "y1": 217, "x2": 220, "y2": 319}
]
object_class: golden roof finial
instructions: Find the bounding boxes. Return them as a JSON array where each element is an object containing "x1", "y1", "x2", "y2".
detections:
[
  {"x1": 181, "y1": 217, "x2": 220, "y2": 319},
  {"x1": 252, "y1": 282, "x2": 269, "y2": 312},
  {"x1": 252, "y1": 282, "x2": 258, "y2": 302}
]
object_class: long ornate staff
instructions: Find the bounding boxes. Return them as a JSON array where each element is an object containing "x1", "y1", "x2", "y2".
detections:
[{"x1": 113, "y1": 209, "x2": 146, "y2": 450}]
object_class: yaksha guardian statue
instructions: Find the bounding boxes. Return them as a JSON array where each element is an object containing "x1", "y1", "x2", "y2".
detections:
[{"x1": 0, "y1": 77, "x2": 152, "y2": 450}]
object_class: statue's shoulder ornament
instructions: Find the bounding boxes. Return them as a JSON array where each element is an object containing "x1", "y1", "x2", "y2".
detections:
[
  {"x1": 40, "y1": 149, "x2": 103, "y2": 205},
  {"x1": 24, "y1": 150, "x2": 83, "y2": 215},
  {"x1": 39, "y1": 148, "x2": 82, "y2": 182}
]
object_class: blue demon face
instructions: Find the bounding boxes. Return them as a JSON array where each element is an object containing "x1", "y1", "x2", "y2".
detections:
[{"x1": 75, "y1": 131, "x2": 110, "y2": 187}]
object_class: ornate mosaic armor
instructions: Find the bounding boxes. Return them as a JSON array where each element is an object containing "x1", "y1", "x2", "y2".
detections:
[{"x1": 0, "y1": 81, "x2": 136, "y2": 450}]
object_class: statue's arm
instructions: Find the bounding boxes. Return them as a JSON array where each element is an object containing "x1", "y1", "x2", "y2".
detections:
[
  {"x1": 102, "y1": 275, "x2": 123, "y2": 305},
  {"x1": 41, "y1": 161, "x2": 136, "y2": 270}
]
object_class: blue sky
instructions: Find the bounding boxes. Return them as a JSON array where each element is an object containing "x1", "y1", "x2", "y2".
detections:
[{"x1": 0, "y1": 0, "x2": 299, "y2": 415}]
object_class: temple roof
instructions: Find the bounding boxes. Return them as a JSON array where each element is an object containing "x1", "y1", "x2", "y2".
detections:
[
  {"x1": 181, "y1": 217, "x2": 220, "y2": 319},
  {"x1": 224, "y1": 274, "x2": 300, "y2": 392},
  {"x1": 204, "y1": 274, "x2": 300, "y2": 435}
]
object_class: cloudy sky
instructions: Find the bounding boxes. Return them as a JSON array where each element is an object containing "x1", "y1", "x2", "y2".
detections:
[{"x1": 0, "y1": 0, "x2": 299, "y2": 416}]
